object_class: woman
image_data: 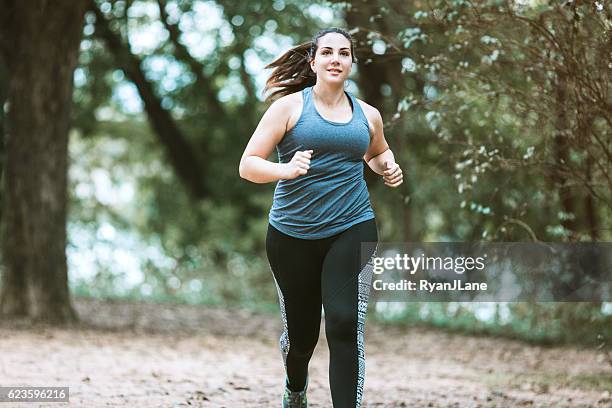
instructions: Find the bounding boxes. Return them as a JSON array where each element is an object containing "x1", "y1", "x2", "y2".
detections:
[{"x1": 239, "y1": 27, "x2": 403, "y2": 408}]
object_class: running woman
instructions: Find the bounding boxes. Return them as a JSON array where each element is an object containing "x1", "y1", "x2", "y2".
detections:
[{"x1": 238, "y1": 27, "x2": 403, "y2": 408}]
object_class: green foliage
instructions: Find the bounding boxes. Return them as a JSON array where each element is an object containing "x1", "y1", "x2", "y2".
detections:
[
  {"x1": 371, "y1": 302, "x2": 612, "y2": 346},
  {"x1": 69, "y1": 122, "x2": 278, "y2": 308},
  {"x1": 350, "y1": 0, "x2": 610, "y2": 242},
  {"x1": 64, "y1": 0, "x2": 611, "y2": 345}
]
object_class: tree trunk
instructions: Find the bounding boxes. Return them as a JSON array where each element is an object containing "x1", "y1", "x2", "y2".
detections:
[
  {"x1": 0, "y1": 1, "x2": 13, "y2": 250},
  {"x1": 552, "y1": 71, "x2": 577, "y2": 239},
  {"x1": 0, "y1": 58, "x2": 9, "y2": 236},
  {"x1": 584, "y1": 155, "x2": 599, "y2": 240},
  {"x1": 0, "y1": 0, "x2": 86, "y2": 322}
]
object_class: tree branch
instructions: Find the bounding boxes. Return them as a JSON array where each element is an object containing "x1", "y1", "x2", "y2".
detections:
[
  {"x1": 90, "y1": 0, "x2": 208, "y2": 199},
  {"x1": 156, "y1": 0, "x2": 224, "y2": 118}
]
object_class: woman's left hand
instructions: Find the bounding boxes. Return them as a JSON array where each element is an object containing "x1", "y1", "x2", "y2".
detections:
[{"x1": 383, "y1": 161, "x2": 403, "y2": 187}]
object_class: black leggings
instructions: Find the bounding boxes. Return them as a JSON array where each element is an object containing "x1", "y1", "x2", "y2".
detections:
[{"x1": 266, "y1": 218, "x2": 378, "y2": 408}]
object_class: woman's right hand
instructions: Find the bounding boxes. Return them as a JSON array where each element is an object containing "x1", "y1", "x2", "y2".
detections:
[{"x1": 282, "y1": 150, "x2": 313, "y2": 179}]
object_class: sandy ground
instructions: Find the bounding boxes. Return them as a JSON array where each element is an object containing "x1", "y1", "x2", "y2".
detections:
[{"x1": 0, "y1": 297, "x2": 611, "y2": 408}]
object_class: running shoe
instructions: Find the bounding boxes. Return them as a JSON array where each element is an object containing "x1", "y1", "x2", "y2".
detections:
[{"x1": 282, "y1": 376, "x2": 308, "y2": 408}]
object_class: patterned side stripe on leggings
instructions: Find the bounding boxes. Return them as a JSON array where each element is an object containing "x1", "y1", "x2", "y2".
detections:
[
  {"x1": 356, "y1": 245, "x2": 377, "y2": 408},
  {"x1": 270, "y1": 267, "x2": 290, "y2": 370}
]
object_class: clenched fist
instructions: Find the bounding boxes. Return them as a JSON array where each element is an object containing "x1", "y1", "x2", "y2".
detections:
[
  {"x1": 383, "y1": 161, "x2": 403, "y2": 187},
  {"x1": 282, "y1": 150, "x2": 313, "y2": 180}
]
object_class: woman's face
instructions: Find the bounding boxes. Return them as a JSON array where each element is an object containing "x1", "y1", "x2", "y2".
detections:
[{"x1": 309, "y1": 32, "x2": 353, "y2": 84}]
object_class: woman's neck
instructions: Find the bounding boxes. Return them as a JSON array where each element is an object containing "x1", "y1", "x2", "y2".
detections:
[{"x1": 312, "y1": 82, "x2": 345, "y2": 108}]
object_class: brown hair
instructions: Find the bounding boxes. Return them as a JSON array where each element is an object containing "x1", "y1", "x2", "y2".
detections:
[{"x1": 263, "y1": 28, "x2": 357, "y2": 102}]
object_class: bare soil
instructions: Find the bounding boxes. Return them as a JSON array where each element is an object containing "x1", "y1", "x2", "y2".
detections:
[{"x1": 0, "y1": 297, "x2": 610, "y2": 407}]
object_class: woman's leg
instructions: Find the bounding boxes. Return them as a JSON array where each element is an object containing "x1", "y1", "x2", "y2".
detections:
[
  {"x1": 321, "y1": 219, "x2": 378, "y2": 408},
  {"x1": 266, "y1": 224, "x2": 325, "y2": 392}
]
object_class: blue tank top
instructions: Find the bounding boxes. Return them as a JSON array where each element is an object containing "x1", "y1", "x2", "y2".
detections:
[{"x1": 268, "y1": 85, "x2": 375, "y2": 239}]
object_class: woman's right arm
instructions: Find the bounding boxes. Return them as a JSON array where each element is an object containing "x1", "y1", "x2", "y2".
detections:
[{"x1": 239, "y1": 97, "x2": 311, "y2": 184}]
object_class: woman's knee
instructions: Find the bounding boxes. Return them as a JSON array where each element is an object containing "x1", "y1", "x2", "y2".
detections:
[
  {"x1": 288, "y1": 335, "x2": 319, "y2": 358},
  {"x1": 325, "y1": 310, "x2": 358, "y2": 342}
]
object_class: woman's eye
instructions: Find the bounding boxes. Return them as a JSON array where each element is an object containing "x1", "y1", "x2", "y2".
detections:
[{"x1": 320, "y1": 50, "x2": 349, "y2": 57}]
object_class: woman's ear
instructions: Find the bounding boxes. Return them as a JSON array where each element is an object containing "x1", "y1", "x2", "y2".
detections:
[{"x1": 310, "y1": 57, "x2": 316, "y2": 73}]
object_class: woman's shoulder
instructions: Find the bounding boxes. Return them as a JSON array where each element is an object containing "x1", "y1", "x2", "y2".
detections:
[
  {"x1": 271, "y1": 90, "x2": 305, "y2": 132},
  {"x1": 279, "y1": 89, "x2": 303, "y2": 101},
  {"x1": 354, "y1": 97, "x2": 383, "y2": 131},
  {"x1": 267, "y1": 90, "x2": 303, "y2": 114},
  {"x1": 266, "y1": 92, "x2": 302, "y2": 129},
  {"x1": 353, "y1": 97, "x2": 380, "y2": 118}
]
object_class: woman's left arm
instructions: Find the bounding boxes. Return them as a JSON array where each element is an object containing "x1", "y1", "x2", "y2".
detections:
[{"x1": 363, "y1": 106, "x2": 403, "y2": 188}]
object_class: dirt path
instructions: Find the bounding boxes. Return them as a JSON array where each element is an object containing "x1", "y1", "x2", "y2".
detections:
[{"x1": 1, "y1": 297, "x2": 610, "y2": 407}]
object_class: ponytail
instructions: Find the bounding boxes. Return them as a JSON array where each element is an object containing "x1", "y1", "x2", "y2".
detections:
[{"x1": 263, "y1": 42, "x2": 316, "y2": 102}]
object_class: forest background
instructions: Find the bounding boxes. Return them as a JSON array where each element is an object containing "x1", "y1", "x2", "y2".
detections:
[{"x1": 0, "y1": 0, "x2": 610, "y2": 347}]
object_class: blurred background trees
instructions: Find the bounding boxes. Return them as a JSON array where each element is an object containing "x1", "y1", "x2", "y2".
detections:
[{"x1": 0, "y1": 0, "x2": 609, "y2": 344}]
